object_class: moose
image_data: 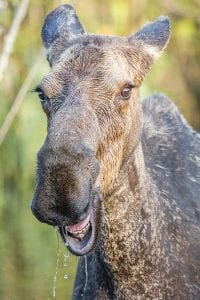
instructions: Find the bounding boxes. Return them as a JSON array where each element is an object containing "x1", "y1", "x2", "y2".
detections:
[{"x1": 31, "y1": 4, "x2": 200, "y2": 299}]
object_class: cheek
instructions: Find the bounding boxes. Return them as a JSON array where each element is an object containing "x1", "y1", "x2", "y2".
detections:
[
  {"x1": 117, "y1": 99, "x2": 130, "y2": 114},
  {"x1": 95, "y1": 89, "x2": 141, "y2": 144},
  {"x1": 121, "y1": 90, "x2": 143, "y2": 148},
  {"x1": 130, "y1": 100, "x2": 143, "y2": 142}
]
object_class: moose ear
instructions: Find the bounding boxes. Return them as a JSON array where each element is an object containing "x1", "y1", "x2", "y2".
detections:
[
  {"x1": 129, "y1": 16, "x2": 170, "y2": 59},
  {"x1": 41, "y1": 4, "x2": 84, "y2": 64}
]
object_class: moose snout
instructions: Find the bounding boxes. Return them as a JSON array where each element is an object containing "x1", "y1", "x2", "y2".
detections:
[
  {"x1": 31, "y1": 143, "x2": 100, "y2": 227},
  {"x1": 31, "y1": 176, "x2": 93, "y2": 227}
]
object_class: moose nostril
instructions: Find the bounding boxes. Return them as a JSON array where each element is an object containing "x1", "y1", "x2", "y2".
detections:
[
  {"x1": 31, "y1": 201, "x2": 61, "y2": 226},
  {"x1": 47, "y1": 217, "x2": 58, "y2": 226}
]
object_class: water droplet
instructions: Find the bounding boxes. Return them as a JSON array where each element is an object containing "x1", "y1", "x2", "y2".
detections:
[
  {"x1": 63, "y1": 250, "x2": 69, "y2": 282},
  {"x1": 64, "y1": 252, "x2": 70, "y2": 258},
  {"x1": 64, "y1": 250, "x2": 70, "y2": 267}
]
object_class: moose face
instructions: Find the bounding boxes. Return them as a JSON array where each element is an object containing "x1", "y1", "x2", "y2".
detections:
[{"x1": 31, "y1": 5, "x2": 170, "y2": 256}]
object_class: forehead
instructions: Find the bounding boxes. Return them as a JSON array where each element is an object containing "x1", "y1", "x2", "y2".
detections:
[{"x1": 41, "y1": 38, "x2": 132, "y2": 89}]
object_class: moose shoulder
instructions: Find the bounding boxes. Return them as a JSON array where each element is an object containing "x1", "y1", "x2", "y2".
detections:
[{"x1": 31, "y1": 4, "x2": 200, "y2": 299}]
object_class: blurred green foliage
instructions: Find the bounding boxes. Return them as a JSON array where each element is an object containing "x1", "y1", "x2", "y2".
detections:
[{"x1": 0, "y1": 0, "x2": 199, "y2": 299}]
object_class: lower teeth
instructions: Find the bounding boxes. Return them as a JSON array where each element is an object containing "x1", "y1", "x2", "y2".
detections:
[{"x1": 68, "y1": 223, "x2": 90, "y2": 239}]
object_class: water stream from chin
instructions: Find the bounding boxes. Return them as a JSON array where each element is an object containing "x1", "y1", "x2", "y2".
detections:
[
  {"x1": 53, "y1": 226, "x2": 89, "y2": 298},
  {"x1": 63, "y1": 249, "x2": 70, "y2": 279},
  {"x1": 52, "y1": 227, "x2": 61, "y2": 298},
  {"x1": 52, "y1": 227, "x2": 70, "y2": 298}
]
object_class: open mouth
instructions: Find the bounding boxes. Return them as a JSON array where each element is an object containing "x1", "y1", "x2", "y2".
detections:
[
  {"x1": 67, "y1": 214, "x2": 91, "y2": 240},
  {"x1": 61, "y1": 212, "x2": 96, "y2": 256},
  {"x1": 59, "y1": 193, "x2": 101, "y2": 256}
]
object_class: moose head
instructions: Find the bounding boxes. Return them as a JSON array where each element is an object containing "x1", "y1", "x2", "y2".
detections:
[{"x1": 31, "y1": 4, "x2": 170, "y2": 256}]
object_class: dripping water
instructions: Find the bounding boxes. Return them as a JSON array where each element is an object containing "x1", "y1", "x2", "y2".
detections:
[
  {"x1": 52, "y1": 227, "x2": 61, "y2": 298},
  {"x1": 63, "y1": 250, "x2": 70, "y2": 279},
  {"x1": 62, "y1": 226, "x2": 70, "y2": 280}
]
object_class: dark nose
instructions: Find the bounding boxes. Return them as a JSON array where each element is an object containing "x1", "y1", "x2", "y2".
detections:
[
  {"x1": 31, "y1": 142, "x2": 100, "y2": 227},
  {"x1": 31, "y1": 174, "x2": 92, "y2": 227},
  {"x1": 31, "y1": 196, "x2": 90, "y2": 227}
]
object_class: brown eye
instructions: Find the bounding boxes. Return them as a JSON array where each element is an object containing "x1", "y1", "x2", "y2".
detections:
[{"x1": 120, "y1": 86, "x2": 132, "y2": 100}]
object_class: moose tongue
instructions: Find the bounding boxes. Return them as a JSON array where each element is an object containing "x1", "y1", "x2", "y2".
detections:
[{"x1": 67, "y1": 214, "x2": 90, "y2": 234}]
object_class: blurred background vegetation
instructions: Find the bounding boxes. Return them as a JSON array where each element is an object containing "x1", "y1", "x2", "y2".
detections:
[{"x1": 0, "y1": 0, "x2": 199, "y2": 299}]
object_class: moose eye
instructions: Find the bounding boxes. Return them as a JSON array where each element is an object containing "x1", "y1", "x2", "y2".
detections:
[
  {"x1": 34, "y1": 87, "x2": 51, "y2": 116},
  {"x1": 37, "y1": 89, "x2": 46, "y2": 102},
  {"x1": 120, "y1": 85, "x2": 133, "y2": 100}
]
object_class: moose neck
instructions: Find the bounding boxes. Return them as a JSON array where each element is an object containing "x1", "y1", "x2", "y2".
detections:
[
  {"x1": 102, "y1": 141, "x2": 152, "y2": 229},
  {"x1": 98, "y1": 141, "x2": 161, "y2": 296}
]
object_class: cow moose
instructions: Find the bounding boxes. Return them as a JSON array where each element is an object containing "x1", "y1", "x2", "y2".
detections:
[{"x1": 31, "y1": 4, "x2": 200, "y2": 299}]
